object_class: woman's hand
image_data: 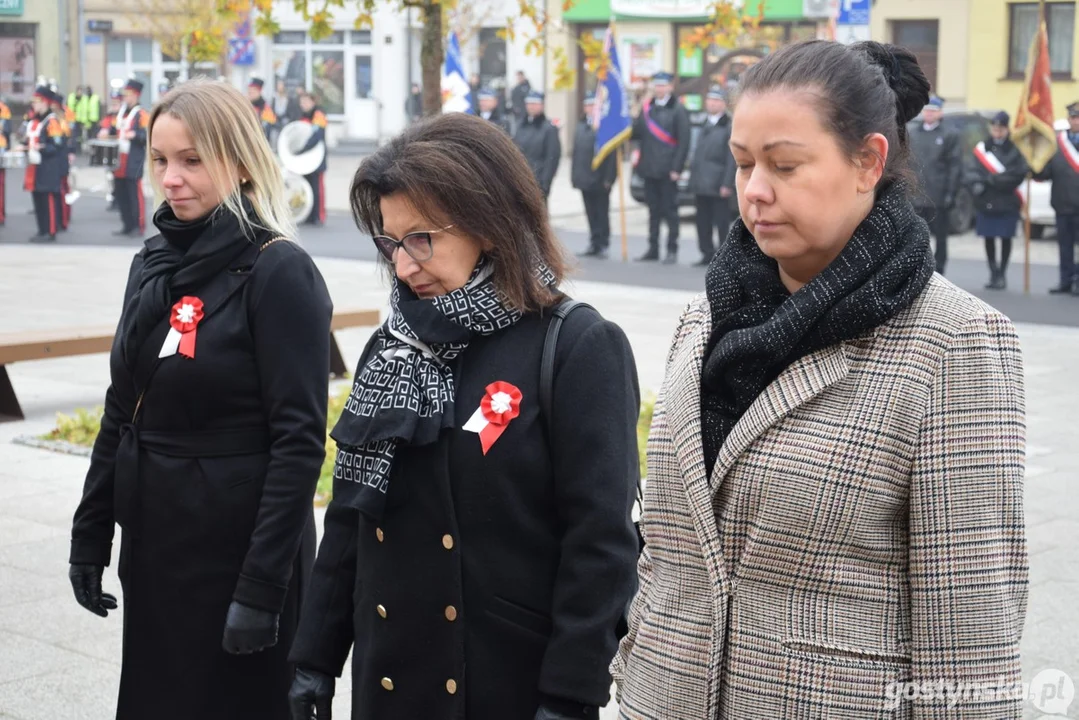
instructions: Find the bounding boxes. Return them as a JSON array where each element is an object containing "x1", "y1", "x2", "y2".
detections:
[
  {"x1": 221, "y1": 601, "x2": 279, "y2": 654},
  {"x1": 288, "y1": 668, "x2": 335, "y2": 719},
  {"x1": 68, "y1": 563, "x2": 118, "y2": 617}
]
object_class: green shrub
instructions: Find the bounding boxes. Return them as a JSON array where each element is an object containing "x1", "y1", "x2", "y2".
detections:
[
  {"x1": 42, "y1": 407, "x2": 104, "y2": 447},
  {"x1": 316, "y1": 383, "x2": 353, "y2": 504}
]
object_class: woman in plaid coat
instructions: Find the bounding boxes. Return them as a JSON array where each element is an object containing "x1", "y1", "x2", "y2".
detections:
[{"x1": 614, "y1": 41, "x2": 1028, "y2": 719}]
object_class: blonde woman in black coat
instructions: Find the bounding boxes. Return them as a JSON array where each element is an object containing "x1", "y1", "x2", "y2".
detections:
[
  {"x1": 68, "y1": 79, "x2": 332, "y2": 719},
  {"x1": 288, "y1": 113, "x2": 641, "y2": 720}
]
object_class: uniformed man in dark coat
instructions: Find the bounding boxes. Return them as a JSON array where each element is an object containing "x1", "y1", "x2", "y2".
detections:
[
  {"x1": 510, "y1": 71, "x2": 531, "y2": 133},
  {"x1": 298, "y1": 90, "x2": 328, "y2": 226},
  {"x1": 247, "y1": 77, "x2": 278, "y2": 142},
  {"x1": 110, "y1": 78, "x2": 149, "y2": 237},
  {"x1": 909, "y1": 95, "x2": 961, "y2": 274},
  {"x1": 24, "y1": 86, "x2": 66, "y2": 242},
  {"x1": 514, "y1": 90, "x2": 561, "y2": 199},
  {"x1": 632, "y1": 71, "x2": 690, "y2": 263},
  {"x1": 477, "y1": 87, "x2": 509, "y2": 133},
  {"x1": 688, "y1": 84, "x2": 736, "y2": 266},
  {"x1": 1034, "y1": 101, "x2": 1079, "y2": 295},
  {"x1": 572, "y1": 92, "x2": 616, "y2": 258}
]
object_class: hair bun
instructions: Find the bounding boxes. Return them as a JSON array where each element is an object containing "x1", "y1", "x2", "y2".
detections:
[{"x1": 855, "y1": 41, "x2": 931, "y2": 125}]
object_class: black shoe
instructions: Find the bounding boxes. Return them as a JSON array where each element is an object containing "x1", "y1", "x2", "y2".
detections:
[
  {"x1": 693, "y1": 255, "x2": 713, "y2": 267},
  {"x1": 577, "y1": 246, "x2": 607, "y2": 259},
  {"x1": 1049, "y1": 284, "x2": 1073, "y2": 294},
  {"x1": 662, "y1": 254, "x2": 678, "y2": 265},
  {"x1": 29, "y1": 234, "x2": 56, "y2": 243},
  {"x1": 987, "y1": 274, "x2": 1006, "y2": 290},
  {"x1": 636, "y1": 250, "x2": 660, "y2": 262}
]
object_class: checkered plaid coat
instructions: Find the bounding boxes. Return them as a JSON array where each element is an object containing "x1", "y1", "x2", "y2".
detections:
[{"x1": 612, "y1": 275, "x2": 1028, "y2": 719}]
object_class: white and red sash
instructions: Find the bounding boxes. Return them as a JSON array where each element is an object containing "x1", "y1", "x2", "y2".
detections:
[
  {"x1": 1057, "y1": 131, "x2": 1079, "y2": 174},
  {"x1": 116, "y1": 103, "x2": 141, "y2": 156},
  {"x1": 973, "y1": 141, "x2": 1023, "y2": 205}
]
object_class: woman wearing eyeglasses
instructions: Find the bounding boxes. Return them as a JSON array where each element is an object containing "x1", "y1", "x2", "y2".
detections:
[{"x1": 287, "y1": 113, "x2": 642, "y2": 720}]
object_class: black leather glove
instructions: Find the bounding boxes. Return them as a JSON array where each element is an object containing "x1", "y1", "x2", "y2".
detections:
[
  {"x1": 971, "y1": 181, "x2": 986, "y2": 196},
  {"x1": 534, "y1": 700, "x2": 599, "y2": 720},
  {"x1": 221, "y1": 600, "x2": 279, "y2": 655},
  {"x1": 68, "y1": 563, "x2": 118, "y2": 617},
  {"x1": 289, "y1": 667, "x2": 335, "y2": 720}
]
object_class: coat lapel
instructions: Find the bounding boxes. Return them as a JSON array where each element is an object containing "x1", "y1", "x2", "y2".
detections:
[{"x1": 709, "y1": 341, "x2": 852, "y2": 491}]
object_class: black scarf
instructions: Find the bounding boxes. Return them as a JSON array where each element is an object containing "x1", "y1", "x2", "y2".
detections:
[
  {"x1": 121, "y1": 199, "x2": 259, "y2": 371},
  {"x1": 330, "y1": 259, "x2": 555, "y2": 520},
  {"x1": 700, "y1": 182, "x2": 934, "y2": 474}
]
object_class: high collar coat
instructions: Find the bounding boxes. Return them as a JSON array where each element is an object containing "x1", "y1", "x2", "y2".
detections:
[{"x1": 612, "y1": 274, "x2": 1028, "y2": 719}]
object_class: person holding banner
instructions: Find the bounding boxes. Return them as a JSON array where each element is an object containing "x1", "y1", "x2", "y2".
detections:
[
  {"x1": 1033, "y1": 102, "x2": 1079, "y2": 295},
  {"x1": 572, "y1": 92, "x2": 616, "y2": 258},
  {"x1": 968, "y1": 111, "x2": 1029, "y2": 290},
  {"x1": 632, "y1": 71, "x2": 689, "y2": 264}
]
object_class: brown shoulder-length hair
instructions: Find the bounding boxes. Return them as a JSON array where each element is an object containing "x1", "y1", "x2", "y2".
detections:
[{"x1": 350, "y1": 112, "x2": 567, "y2": 312}]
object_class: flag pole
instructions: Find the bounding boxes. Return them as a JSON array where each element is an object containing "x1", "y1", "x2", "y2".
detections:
[
  {"x1": 1024, "y1": 175, "x2": 1032, "y2": 294},
  {"x1": 617, "y1": 145, "x2": 628, "y2": 262}
]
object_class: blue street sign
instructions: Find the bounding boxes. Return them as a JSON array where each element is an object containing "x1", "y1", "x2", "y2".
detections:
[
  {"x1": 836, "y1": 0, "x2": 870, "y2": 26},
  {"x1": 228, "y1": 38, "x2": 255, "y2": 66}
]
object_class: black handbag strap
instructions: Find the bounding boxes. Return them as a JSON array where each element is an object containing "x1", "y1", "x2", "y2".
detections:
[{"x1": 539, "y1": 297, "x2": 644, "y2": 511}]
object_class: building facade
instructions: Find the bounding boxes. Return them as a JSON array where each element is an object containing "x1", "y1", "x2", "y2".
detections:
[{"x1": 1, "y1": 0, "x2": 79, "y2": 115}]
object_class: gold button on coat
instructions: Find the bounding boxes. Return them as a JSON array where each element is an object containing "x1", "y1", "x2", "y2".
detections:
[
  {"x1": 381, "y1": 677, "x2": 394, "y2": 691},
  {"x1": 444, "y1": 605, "x2": 458, "y2": 621},
  {"x1": 442, "y1": 534, "x2": 454, "y2": 550},
  {"x1": 376, "y1": 527, "x2": 384, "y2": 542},
  {"x1": 377, "y1": 604, "x2": 387, "y2": 619},
  {"x1": 446, "y1": 679, "x2": 457, "y2": 694}
]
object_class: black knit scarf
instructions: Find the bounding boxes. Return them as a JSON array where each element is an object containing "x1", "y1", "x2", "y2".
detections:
[
  {"x1": 330, "y1": 258, "x2": 556, "y2": 520},
  {"x1": 700, "y1": 182, "x2": 934, "y2": 474},
  {"x1": 120, "y1": 199, "x2": 259, "y2": 371}
]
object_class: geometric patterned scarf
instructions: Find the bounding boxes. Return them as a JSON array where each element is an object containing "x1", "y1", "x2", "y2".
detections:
[{"x1": 329, "y1": 258, "x2": 555, "y2": 519}]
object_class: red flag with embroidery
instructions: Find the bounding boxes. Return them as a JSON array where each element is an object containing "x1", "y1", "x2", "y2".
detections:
[{"x1": 1013, "y1": 3, "x2": 1057, "y2": 173}]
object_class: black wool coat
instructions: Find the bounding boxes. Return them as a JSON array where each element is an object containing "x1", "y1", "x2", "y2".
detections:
[
  {"x1": 514, "y1": 114, "x2": 562, "y2": 195},
  {"x1": 571, "y1": 118, "x2": 616, "y2": 192},
  {"x1": 70, "y1": 232, "x2": 333, "y2": 720},
  {"x1": 289, "y1": 306, "x2": 642, "y2": 720},
  {"x1": 909, "y1": 122, "x2": 962, "y2": 206},
  {"x1": 631, "y1": 96, "x2": 690, "y2": 180},
  {"x1": 688, "y1": 114, "x2": 736, "y2": 197},
  {"x1": 1034, "y1": 133, "x2": 1079, "y2": 215},
  {"x1": 967, "y1": 137, "x2": 1030, "y2": 215}
]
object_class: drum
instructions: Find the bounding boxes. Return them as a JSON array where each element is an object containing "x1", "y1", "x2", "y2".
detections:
[
  {"x1": 0, "y1": 151, "x2": 26, "y2": 169},
  {"x1": 282, "y1": 169, "x2": 314, "y2": 224}
]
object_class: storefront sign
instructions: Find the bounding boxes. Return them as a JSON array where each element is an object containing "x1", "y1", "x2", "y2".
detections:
[
  {"x1": 678, "y1": 46, "x2": 703, "y2": 77},
  {"x1": 621, "y1": 34, "x2": 663, "y2": 86},
  {"x1": 0, "y1": 0, "x2": 23, "y2": 16},
  {"x1": 611, "y1": 0, "x2": 718, "y2": 18}
]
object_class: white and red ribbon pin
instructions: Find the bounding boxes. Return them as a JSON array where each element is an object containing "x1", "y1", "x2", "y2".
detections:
[
  {"x1": 158, "y1": 296, "x2": 205, "y2": 359},
  {"x1": 462, "y1": 381, "x2": 522, "y2": 455}
]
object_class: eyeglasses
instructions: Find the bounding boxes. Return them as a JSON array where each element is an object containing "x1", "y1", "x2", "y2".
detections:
[{"x1": 371, "y1": 224, "x2": 455, "y2": 263}]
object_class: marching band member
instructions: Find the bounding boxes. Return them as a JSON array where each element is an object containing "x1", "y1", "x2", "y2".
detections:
[
  {"x1": 50, "y1": 89, "x2": 76, "y2": 231},
  {"x1": 24, "y1": 86, "x2": 65, "y2": 243},
  {"x1": 297, "y1": 90, "x2": 326, "y2": 227},
  {"x1": 0, "y1": 98, "x2": 10, "y2": 225},
  {"x1": 247, "y1": 77, "x2": 278, "y2": 143},
  {"x1": 111, "y1": 78, "x2": 149, "y2": 237}
]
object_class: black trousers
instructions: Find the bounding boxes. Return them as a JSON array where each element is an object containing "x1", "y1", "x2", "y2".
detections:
[
  {"x1": 644, "y1": 178, "x2": 679, "y2": 253},
  {"x1": 581, "y1": 187, "x2": 611, "y2": 250},
  {"x1": 116, "y1": 177, "x2": 145, "y2": 233},
  {"x1": 32, "y1": 191, "x2": 61, "y2": 236},
  {"x1": 1056, "y1": 213, "x2": 1079, "y2": 288},
  {"x1": 304, "y1": 171, "x2": 325, "y2": 225},
  {"x1": 695, "y1": 194, "x2": 731, "y2": 260},
  {"x1": 916, "y1": 205, "x2": 950, "y2": 273}
]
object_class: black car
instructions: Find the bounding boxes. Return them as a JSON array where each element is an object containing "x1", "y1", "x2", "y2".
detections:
[{"x1": 908, "y1": 109, "x2": 995, "y2": 234}]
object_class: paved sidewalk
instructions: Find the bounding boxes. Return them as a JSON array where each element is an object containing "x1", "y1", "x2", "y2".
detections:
[{"x1": 1, "y1": 245, "x2": 1076, "y2": 719}]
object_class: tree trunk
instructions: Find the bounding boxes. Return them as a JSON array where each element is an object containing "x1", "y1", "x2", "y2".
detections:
[{"x1": 420, "y1": 1, "x2": 443, "y2": 116}]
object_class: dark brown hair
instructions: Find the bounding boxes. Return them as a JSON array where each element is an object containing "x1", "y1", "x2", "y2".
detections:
[
  {"x1": 350, "y1": 112, "x2": 567, "y2": 312},
  {"x1": 737, "y1": 40, "x2": 931, "y2": 193}
]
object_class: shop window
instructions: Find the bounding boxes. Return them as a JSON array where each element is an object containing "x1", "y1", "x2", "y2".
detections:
[
  {"x1": 312, "y1": 50, "x2": 345, "y2": 114},
  {"x1": 355, "y1": 55, "x2": 372, "y2": 98},
  {"x1": 0, "y1": 25, "x2": 35, "y2": 102},
  {"x1": 107, "y1": 37, "x2": 126, "y2": 63},
  {"x1": 1009, "y1": 2, "x2": 1074, "y2": 78},
  {"x1": 351, "y1": 30, "x2": 372, "y2": 44},
  {"x1": 130, "y1": 37, "x2": 153, "y2": 63},
  {"x1": 315, "y1": 31, "x2": 345, "y2": 44},
  {"x1": 478, "y1": 26, "x2": 506, "y2": 92}
]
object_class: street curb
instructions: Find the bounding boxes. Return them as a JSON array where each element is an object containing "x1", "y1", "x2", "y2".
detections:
[{"x1": 11, "y1": 435, "x2": 92, "y2": 458}]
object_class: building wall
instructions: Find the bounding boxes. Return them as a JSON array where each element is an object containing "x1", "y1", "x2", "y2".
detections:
[
  {"x1": 870, "y1": 0, "x2": 972, "y2": 107},
  {"x1": 0, "y1": 0, "x2": 74, "y2": 107},
  {"x1": 966, "y1": 0, "x2": 1079, "y2": 119}
]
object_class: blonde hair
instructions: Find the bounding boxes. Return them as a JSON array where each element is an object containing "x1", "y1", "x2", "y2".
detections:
[{"x1": 147, "y1": 78, "x2": 296, "y2": 241}]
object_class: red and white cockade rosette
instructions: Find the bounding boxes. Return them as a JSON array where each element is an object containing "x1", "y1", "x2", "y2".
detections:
[
  {"x1": 158, "y1": 296, "x2": 205, "y2": 359},
  {"x1": 462, "y1": 381, "x2": 522, "y2": 455}
]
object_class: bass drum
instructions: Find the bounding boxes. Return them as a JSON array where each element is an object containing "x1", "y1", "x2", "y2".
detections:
[{"x1": 283, "y1": 170, "x2": 314, "y2": 225}]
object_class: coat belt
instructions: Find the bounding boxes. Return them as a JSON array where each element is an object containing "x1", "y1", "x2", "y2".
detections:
[{"x1": 114, "y1": 424, "x2": 271, "y2": 535}]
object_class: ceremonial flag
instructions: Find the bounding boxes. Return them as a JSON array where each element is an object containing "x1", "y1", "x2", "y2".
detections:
[
  {"x1": 1013, "y1": 2, "x2": 1057, "y2": 173},
  {"x1": 441, "y1": 32, "x2": 473, "y2": 115},
  {"x1": 592, "y1": 23, "x2": 631, "y2": 171}
]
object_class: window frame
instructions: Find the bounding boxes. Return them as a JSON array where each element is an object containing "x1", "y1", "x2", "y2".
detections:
[
  {"x1": 1007, "y1": 1, "x2": 1075, "y2": 80},
  {"x1": 271, "y1": 30, "x2": 351, "y2": 118}
]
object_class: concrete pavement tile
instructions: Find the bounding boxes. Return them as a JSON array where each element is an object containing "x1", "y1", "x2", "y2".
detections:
[
  {"x1": 0, "y1": 537, "x2": 71, "y2": 578},
  {"x1": 0, "y1": 630, "x2": 86, "y2": 686},
  {"x1": 1, "y1": 490, "x2": 80, "y2": 531},
  {"x1": 0, "y1": 660, "x2": 119, "y2": 720},
  {"x1": 54, "y1": 627, "x2": 122, "y2": 667},
  {"x1": 0, "y1": 595, "x2": 121, "y2": 647},
  {"x1": 1023, "y1": 517, "x2": 1078, "y2": 557},
  {"x1": 0, "y1": 566, "x2": 63, "y2": 609},
  {"x1": 0, "y1": 517, "x2": 65, "y2": 549}
]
